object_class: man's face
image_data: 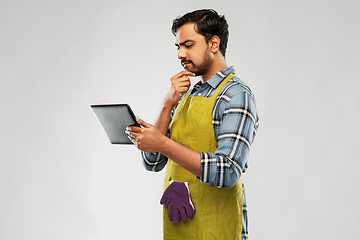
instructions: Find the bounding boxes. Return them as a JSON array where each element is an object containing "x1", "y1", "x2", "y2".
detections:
[{"x1": 175, "y1": 23, "x2": 213, "y2": 76}]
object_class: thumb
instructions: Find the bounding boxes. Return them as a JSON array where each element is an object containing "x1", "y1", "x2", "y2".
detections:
[
  {"x1": 136, "y1": 116, "x2": 151, "y2": 128},
  {"x1": 160, "y1": 194, "x2": 168, "y2": 205}
]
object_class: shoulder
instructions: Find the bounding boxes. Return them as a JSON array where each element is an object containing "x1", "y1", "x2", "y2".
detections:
[
  {"x1": 218, "y1": 76, "x2": 256, "y2": 103},
  {"x1": 214, "y1": 76, "x2": 259, "y2": 121}
]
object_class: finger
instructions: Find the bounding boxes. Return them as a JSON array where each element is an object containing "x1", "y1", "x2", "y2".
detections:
[
  {"x1": 172, "y1": 71, "x2": 195, "y2": 79},
  {"x1": 126, "y1": 125, "x2": 142, "y2": 133},
  {"x1": 174, "y1": 74, "x2": 191, "y2": 81},
  {"x1": 176, "y1": 86, "x2": 190, "y2": 94},
  {"x1": 179, "y1": 207, "x2": 187, "y2": 223},
  {"x1": 180, "y1": 71, "x2": 195, "y2": 77},
  {"x1": 127, "y1": 136, "x2": 138, "y2": 148},
  {"x1": 160, "y1": 195, "x2": 168, "y2": 205},
  {"x1": 125, "y1": 129, "x2": 139, "y2": 141},
  {"x1": 173, "y1": 79, "x2": 191, "y2": 89},
  {"x1": 160, "y1": 198, "x2": 169, "y2": 208},
  {"x1": 127, "y1": 135, "x2": 138, "y2": 145},
  {"x1": 172, "y1": 82, "x2": 191, "y2": 94},
  {"x1": 185, "y1": 204, "x2": 195, "y2": 219},
  {"x1": 173, "y1": 208, "x2": 180, "y2": 225},
  {"x1": 127, "y1": 134, "x2": 138, "y2": 142},
  {"x1": 173, "y1": 77, "x2": 191, "y2": 87},
  {"x1": 172, "y1": 76, "x2": 191, "y2": 85},
  {"x1": 135, "y1": 116, "x2": 152, "y2": 128},
  {"x1": 168, "y1": 205, "x2": 173, "y2": 222}
]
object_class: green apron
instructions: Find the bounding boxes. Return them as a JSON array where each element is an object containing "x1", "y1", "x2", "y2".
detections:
[{"x1": 163, "y1": 73, "x2": 243, "y2": 239}]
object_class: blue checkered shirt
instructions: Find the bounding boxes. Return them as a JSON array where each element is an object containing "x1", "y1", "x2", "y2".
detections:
[{"x1": 142, "y1": 66, "x2": 259, "y2": 239}]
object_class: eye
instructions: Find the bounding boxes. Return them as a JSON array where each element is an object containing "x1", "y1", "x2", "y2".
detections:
[{"x1": 185, "y1": 43, "x2": 193, "y2": 48}]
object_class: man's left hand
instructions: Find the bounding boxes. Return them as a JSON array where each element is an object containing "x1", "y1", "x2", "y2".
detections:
[{"x1": 125, "y1": 116, "x2": 165, "y2": 152}]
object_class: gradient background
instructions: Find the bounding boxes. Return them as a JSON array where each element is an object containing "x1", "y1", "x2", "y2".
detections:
[{"x1": 1, "y1": 0, "x2": 359, "y2": 239}]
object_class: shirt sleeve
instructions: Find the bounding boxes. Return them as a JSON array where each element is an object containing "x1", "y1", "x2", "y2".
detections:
[
  {"x1": 141, "y1": 151, "x2": 168, "y2": 172},
  {"x1": 198, "y1": 91, "x2": 259, "y2": 188}
]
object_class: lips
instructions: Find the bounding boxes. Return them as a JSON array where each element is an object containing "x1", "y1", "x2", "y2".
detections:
[{"x1": 181, "y1": 60, "x2": 193, "y2": 68}]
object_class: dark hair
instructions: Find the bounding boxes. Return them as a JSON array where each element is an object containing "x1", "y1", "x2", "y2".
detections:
[{"x1": 172, "y1": 9, "x2": 229, "y2": 57}]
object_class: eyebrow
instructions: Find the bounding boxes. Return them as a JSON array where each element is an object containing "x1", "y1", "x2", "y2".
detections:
[{"x1": 175, "y1": 39, "x2": 195, "y2": 47}]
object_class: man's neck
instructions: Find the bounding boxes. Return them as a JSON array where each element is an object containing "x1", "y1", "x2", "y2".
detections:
[{"x1": 201, "y1": 56, "x2": 228, "y2": 83}]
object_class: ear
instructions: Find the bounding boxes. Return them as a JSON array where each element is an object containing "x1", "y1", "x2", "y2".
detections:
[{"x1": 209, "y1": 35, "x2": 220, "y2": 54}]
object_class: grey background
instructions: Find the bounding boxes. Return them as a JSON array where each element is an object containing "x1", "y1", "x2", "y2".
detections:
[{"x1": 1, "y1": 0, "x2": 359, "y2": 239}]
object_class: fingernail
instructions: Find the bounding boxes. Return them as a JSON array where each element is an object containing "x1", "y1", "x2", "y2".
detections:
[{"x1": 125, "y1": 130, "x2": 129, "y2": 135}]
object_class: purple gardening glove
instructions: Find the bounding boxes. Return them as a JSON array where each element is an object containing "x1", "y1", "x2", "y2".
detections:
[{"x1": 160, "y1": 181, "x2": 196, "y2": 225}]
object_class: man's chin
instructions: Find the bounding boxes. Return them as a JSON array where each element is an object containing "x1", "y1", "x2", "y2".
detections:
[
  {"x1": 192, "y1": 71, "x2": 200, "y2": 76},
  {"x1": 183, "y1": 66, "x2": 196, "y2": 75},
  {"x1": 186, "y1": 69, "x2": 198, "y2": 76}
]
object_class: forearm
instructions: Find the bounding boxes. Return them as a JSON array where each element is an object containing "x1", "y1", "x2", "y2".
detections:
[
  {"x1": 157, "y1": 135, "x2": 201, "y2": 177},
  {"x1": 153, "y1": 101, "x2": 173, "y2": 136},
  {"x1": 128, "y1": 116, "x2": 200, "y2": 177},
  {"x1": 153, "y1": 71, "x2": 193, "y2": 136}
]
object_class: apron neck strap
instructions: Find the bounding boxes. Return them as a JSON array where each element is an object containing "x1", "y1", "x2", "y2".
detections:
[{"x1": 210, "y1": 73, "x2": 235, "y2": 99}]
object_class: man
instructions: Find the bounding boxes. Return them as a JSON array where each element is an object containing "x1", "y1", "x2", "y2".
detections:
[{"x1": 126, "y1": 9, "x2": 259, "y2": 240}]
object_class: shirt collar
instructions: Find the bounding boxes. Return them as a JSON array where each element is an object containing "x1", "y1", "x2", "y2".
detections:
[
  {"x1": 204, "y1": 66, "x2": 235, "y2": 89},
  {"x1": 192, "y1": 66, "x2": 235, "y2": 91}
]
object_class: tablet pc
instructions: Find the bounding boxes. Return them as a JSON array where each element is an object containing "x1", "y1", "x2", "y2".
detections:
[{"x1": 91, "y1": 104, "x2": 140, "y2": 144}]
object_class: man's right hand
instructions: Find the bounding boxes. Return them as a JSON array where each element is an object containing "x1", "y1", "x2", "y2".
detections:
[
  {"x1": 152, "y1": 71, "x2": 195, "y2": 136},
  {"x1": 165, "y1": 71, "x2": 195, "y2": 108}
]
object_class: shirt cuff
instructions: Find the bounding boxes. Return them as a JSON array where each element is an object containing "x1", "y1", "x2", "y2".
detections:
[{"x1": 196, "y1": 152, "x2": 216, "y2": 186}]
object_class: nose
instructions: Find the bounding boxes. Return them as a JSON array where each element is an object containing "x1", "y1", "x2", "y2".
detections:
[{"x1": 178, "y1": 47, "x2": 186, "y2": 59}]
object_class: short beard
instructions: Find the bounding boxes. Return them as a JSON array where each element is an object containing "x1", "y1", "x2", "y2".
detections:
[{"x1": 184, "y1": 50, "x2": 213, "y2": 76}]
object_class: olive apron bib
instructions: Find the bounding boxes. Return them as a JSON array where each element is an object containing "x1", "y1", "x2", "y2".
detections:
[{"x1": 163, "y1": 73, "x2": 243, "y2": 240}]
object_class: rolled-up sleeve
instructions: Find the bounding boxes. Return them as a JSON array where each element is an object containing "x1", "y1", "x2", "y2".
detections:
[
  {"x1": 142, "y1": 151, "x2": 168, "y2": 172},
  {"x1": 198, "y1": 91, "x2": 259, "y2": 188}
]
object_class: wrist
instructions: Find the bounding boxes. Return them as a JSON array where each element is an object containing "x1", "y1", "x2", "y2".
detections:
[
  {"x1": 156, "y1": 134, "x2": 170, "y2": 153},
  {"x1": 163, "y1": 100, "x2": 176, "y2": 111}
]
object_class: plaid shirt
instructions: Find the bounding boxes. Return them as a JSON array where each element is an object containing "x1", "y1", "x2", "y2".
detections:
[{"x1": 142, "y1": 66, "x2": 259, "y2": 239}]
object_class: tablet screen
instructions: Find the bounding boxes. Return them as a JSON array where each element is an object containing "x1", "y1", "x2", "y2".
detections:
[{"x1": 91, "y1": 104, "x2": 140, "y2": 144}]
